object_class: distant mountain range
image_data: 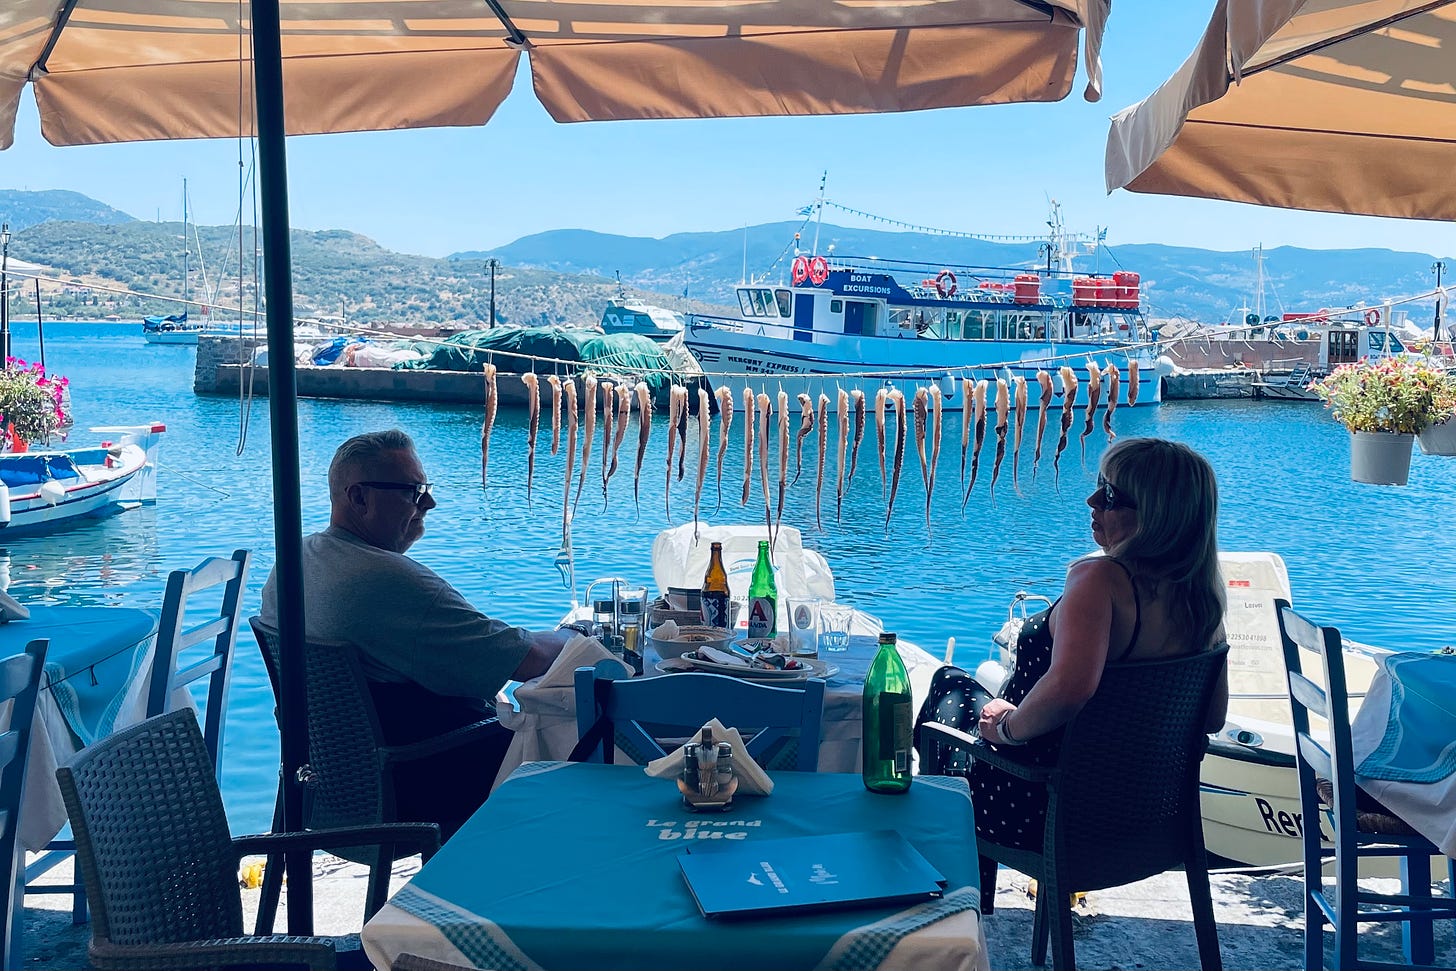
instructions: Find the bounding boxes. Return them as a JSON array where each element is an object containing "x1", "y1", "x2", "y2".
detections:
[
  {"x1": 462, "y1": 225, "x2": 1451, "y2": 325},
  {"x1": 1, "y1": 188, "x2": 1447, "y2": 327}
]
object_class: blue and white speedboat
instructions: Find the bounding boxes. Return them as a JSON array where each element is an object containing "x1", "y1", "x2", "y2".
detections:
[{"x1": 682, "y1": 253, "x2": 1161, "y2": 412}]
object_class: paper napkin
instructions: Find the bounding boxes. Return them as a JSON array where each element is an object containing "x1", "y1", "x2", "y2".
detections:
[
  {"x1": 533, "y1": 633, "x2": 632, "y2": 689},
  {"x1": 644, "y1": 717, "x2": 774, "y2": 796}
]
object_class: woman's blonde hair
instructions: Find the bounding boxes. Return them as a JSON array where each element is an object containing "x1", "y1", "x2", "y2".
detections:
[{"x1": 1101, "y1": 438, "x2": 1226, "y2": 649}]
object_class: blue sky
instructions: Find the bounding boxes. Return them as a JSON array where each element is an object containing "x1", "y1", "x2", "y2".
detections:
[{"x1": 2, "y1": 1, "x2": 1452, "y2": 264}]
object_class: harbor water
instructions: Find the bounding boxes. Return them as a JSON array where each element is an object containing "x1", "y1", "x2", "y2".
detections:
[{"x1": 10, "y1": 322, "x2": 1456, "y2": 835}]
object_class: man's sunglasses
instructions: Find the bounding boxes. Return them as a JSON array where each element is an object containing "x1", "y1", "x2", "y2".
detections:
[
  {"x1": 1096, "y1": 473, "x2": 1137, "y2": 511},
  {"x1": 356, "y1": 481, "x2": 434, "y2": 505}
]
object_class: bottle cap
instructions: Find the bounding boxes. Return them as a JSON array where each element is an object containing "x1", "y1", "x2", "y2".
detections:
[{"x1": 592, "y1": 598, "x2": 616, "y2": 614}]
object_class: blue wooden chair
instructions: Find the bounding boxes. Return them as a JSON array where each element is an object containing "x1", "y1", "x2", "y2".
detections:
[
  {"x1": 28, "y1": 549, "x2": 250, "y2": 924},
  {"x1": 572, "y1": 661, "x2": 826, "y2": 771},
  {"x1": 1277, "y1": 600, "x2": 1456, "y2": 970},
  {"x1": 0, "y1": 639, "x2": 49, "y2": 971}
]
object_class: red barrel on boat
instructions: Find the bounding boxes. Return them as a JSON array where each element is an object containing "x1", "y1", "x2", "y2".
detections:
[
  {"x1": 1113, "y1": 270, "x2": 1141, "y2": 308},
  {"x1": 1072, "y1": 277, "x2": 1096, "y2": 305},
  {"x1": 1014, "y1": 273, "x2": 1041, "y2": 304},
  {"x1": 1091, "y1": 277, "x2": 1112, "y2": 305}
]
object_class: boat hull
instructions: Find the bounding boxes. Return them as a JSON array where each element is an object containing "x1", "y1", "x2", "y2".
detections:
[
  {"x1": 683, "y1": 322, "x2": 1161, "y2": 411},
  {"x1": 0, "y1": 424, "x2": 164, "y2": 534},
  {"x1": 143, "y1": 330, "x2": 201, "y2": 346}
]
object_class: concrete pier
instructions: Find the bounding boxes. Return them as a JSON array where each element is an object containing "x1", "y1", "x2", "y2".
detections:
[{"x1": 194, "y1": 335, "x2": 1281, "y2": 405}]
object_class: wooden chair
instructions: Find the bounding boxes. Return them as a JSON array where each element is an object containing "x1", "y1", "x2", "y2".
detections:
[
  {"x1": 56, "y1": 708, "x2": 439, "y2": 970},
  {"x1": 572, "y1": 660, "x2": 826, "y2": 771},
  {"x1": 1277, "y1": 601, "x2": 1456, "y2": 970},
  {"x1": 919, "y1": 644, "x2": 1229, "y2": 971},
  {"x1": 0, "y1": 639, "x2": 49, "y2": 971},
  {"x1": 148, "y1": 549, "x2": 252, "y2": 775},
  {"x1": 29, "y1": 550, "x2": 251, "y2": 924},
  {"x1": 250, "y1": 617, "x2": 501, "y2": 925}
]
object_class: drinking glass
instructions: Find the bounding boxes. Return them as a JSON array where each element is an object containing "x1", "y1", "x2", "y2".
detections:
[
  {"x1": 818, "y1": 603, "x2": 854, "y2": 653},
  {"x1": 786, "y1": 597, "x2": 824, "y2": 658}
]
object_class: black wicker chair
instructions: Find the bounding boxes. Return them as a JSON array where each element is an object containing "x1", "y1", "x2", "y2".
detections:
[
  {"x1": 919, "y1": 643, "x2": 1228, "y2": 971},
  {"x1": 55, "y1": 708, "x2": 439, "y2": 971},
  {"x1": 249, "y1": 617, "x2": 501, "y2": 927},
  {"x1": 0, "y1": 639, "x2": 49, "y2": 971}
]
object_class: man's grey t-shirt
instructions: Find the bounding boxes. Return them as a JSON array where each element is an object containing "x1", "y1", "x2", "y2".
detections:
[{"x1": 260, "y1": 525, "x2": 531, "y2": 700}]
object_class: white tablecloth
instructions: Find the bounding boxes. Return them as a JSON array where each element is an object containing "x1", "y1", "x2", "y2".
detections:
[{"x1": 493, "y1": 610, "x2": 942, "y2": 789}]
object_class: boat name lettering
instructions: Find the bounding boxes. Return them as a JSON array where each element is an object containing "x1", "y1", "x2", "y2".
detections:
[
  {"x1": 843, "y1": 273, "x2": 892, "y2": 296},
  {"x1": 1255, "y1": 797, "x2": 1303, "y2": 839}
]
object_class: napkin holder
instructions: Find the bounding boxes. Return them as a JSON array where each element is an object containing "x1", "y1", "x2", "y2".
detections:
[{"x1": 677, "y1": 727, "x2": 739, "y2": 812}]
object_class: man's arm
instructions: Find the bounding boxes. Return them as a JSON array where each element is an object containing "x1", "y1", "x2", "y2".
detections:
[{"x1": 510, "y1": 628, "x2": 575, "y2": 681}]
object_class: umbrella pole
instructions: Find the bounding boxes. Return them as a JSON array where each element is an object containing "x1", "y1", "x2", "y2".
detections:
[{"x1": 251, "y1": 0, "x2": 314, "y2": 933}]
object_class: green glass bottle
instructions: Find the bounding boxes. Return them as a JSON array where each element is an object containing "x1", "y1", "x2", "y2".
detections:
[
  {"x1": 746, "y1": 540, "x2": 777, "y2": 642},
  {"x1": 862, "y1": 631, "x2": 912, "y2": 793}
]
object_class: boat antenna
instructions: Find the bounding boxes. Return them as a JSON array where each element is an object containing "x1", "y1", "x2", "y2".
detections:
[{"x1": 811, "y1": 170, "x2": 827, "y2": 257}]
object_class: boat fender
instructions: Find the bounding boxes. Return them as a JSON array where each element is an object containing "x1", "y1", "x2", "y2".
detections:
[
  {"x1": 0, "y1": 483, "x2": 9, "y2": 525},
  {"x1": 808, "y1": 256, "x2": 830, "y2": 286},
  {"x1": 790, "y1": 256, "x2": 810, "y2": 285},
  {"x1": 39, "y1": 480, "x2": 65, "y2": 506},
  {"x1": 1365, "y1": 308, "x2": 1381, "y2": 326},
  {"x1": 935, "y1": 269, "x2": 958, "y2": 298}
]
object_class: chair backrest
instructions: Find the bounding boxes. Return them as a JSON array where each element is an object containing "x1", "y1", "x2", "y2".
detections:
[
  {"x1": 0, "y1": 639, "x2": 48, "y2": 970},
  {"x1": 573, "y1": 661, "x2": 826, "y2": 771},
  {"x1": 147, "y1": 549, "x2": 252, "y2": 778},
  {"x1": 56, "y1": 709, "x2": 243, "y2": 947},
  {"x1": 1047, "y1": 643, "x2": 1229, "y2": 890},
  {"x1": 250, "y1": 617, "x2": 393, "y2": 829},
  {"x1": 1276, "y1": 600, "x2": 1357, "y2": 876}
]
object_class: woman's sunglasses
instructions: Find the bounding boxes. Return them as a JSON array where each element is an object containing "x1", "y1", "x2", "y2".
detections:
[{"x1": 1096, "y1": 473, "x2": 1137, "y2": 511}]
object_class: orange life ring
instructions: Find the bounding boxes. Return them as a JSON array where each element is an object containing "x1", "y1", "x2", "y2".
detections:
[
  {"x1": 935, "y1": 269, "x2": 958, "y2": 298},
  {"x1": 808, "y1": 256, "x2": 830, "y2": 286},
  {"x1": 791, "y1": 256, "x2": 810, "y2": 285},
  {"x1": 1364, "y1": 308, "x2": 1381, "y2": 326}
]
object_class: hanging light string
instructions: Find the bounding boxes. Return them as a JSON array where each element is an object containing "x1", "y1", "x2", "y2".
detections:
[{"x1": 814, "y1": 199, "x2": 1103, "y2": 246}]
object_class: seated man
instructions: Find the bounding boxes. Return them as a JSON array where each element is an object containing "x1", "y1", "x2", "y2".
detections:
[{"x1": 261, "y1": 428, "x2": 573, "y2": 838}]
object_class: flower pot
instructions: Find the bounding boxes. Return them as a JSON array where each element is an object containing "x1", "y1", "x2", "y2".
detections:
[
  {"x1": 1349, "y1": 431, "x2": 1414, "y2": 485},
  {"x1": 1417, "y1": 415, "x2": 1456, "y2": 456}
]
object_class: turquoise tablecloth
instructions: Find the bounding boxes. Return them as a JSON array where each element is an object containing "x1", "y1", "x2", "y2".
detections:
[
  {"x1": 1351, "y1": 651, "x2": 1456, "y2": 858},
  {"x1": 0, "y1": 605, "x2": 160, "y2": 849},
  {"x1": 363, "y1": 762, "x2": 986, "y2": 971}
]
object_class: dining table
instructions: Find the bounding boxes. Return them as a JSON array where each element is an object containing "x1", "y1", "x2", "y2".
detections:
[
  {"x1": 0, "y1": 604, "x2": 163, "y2": 850},
  {"x1": 1350, "y1": 648, "x2": 1456, "y2": 859},
  {"x1": 493, "y1": 609, "x2": 945, "y2": 789},
  {"x1": 363, "y1": 760, "x2": 987, "y2": 971}
]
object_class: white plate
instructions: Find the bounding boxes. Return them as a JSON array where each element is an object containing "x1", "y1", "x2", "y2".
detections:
[{"x1": 658, "y1": 653, "x2": 839, "y2": 682}]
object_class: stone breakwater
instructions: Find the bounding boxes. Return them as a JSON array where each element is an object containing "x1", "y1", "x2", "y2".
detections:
[{"x1": 194, "y1": 335, "x2": 1282, "y2": 404}]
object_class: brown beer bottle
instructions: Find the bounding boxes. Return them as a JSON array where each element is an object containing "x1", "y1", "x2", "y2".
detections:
[{"x1": 700, "y1": 542, "x2": 732, "y2": 629}]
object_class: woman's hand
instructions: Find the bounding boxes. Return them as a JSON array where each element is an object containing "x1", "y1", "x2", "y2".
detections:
[{"x1": 979, "y1": 699, "x2": 1021, "y2": 745}]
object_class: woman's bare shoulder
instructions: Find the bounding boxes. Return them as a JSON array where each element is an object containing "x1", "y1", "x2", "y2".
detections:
[{"x1": 1064, "y1": 555, "x2": 1128, "y2": 588}]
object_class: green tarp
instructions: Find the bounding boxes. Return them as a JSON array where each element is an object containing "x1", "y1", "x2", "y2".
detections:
[{"x1": 394, "y1": 327, "x2": 691, "y2": 404}]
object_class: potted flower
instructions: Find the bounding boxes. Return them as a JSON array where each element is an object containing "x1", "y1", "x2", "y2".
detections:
[
  {"x1": 1417, "y1": 375, "x2": 1456, "y2": 457},
  {"x1": 0, "y1": 359, "x2": 72, "y2": 452},
  {"x1": 1311, "y1": 356, "x2": 1456, "y2": 485}
]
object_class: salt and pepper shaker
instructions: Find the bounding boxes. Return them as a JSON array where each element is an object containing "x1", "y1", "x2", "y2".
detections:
[{"x1": 676, "y1": 731, "x2": 737, "y2": 811}]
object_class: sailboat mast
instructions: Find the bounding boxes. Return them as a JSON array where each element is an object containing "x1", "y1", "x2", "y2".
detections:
[
  {"x1": 810, "y1": 170, "x2": 827, "y2": 256},
  {"x1": 182, "y1": 178, "x2": 190, "y2": 308},
  {"x1": 1253, "y1": 243, "x2": 1265, "y2": 328}
]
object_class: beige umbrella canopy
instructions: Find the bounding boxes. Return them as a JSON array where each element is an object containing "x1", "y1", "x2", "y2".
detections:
[
  {"x1": 2, "y1": 0, "x2": 1108, "y2": 150},
  {"x1": 1106, "y1": 0, "x2": 1456, "y2": 221}
]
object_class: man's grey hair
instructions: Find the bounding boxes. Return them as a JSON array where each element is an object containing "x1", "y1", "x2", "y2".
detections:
[{"x1": 328, "y1": 429, "x2": 416, "y2": 496}]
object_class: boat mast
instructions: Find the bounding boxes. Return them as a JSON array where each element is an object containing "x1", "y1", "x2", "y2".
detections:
[
  {"x1": 810, "y1": 170, "x2": 827, "y2": 256},
  {"x1": 1253, "y1": 243, "x2": 1265, "y2": 331},
  {"x1": 182, "y1": 178, "x2": 190, "y2": 312}
]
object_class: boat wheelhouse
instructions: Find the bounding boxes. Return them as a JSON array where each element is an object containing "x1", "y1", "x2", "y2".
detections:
[{"x1": 682, "y1": 256, "x2": 1160, "y2": 411}]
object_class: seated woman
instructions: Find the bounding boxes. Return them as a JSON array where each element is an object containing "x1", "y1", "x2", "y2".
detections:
[{"x1": 971, "y1": 437, "x2": 1230, "y2": 851}]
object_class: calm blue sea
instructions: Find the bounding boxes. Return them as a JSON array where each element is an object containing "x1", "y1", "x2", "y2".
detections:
[{"x1": 7, "y1": 321, "x2": 1455, "y2": 834}]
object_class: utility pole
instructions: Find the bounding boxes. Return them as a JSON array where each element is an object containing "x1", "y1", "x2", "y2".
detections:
[
  {"x1": 1, "y1": 223, "x2": 10, "y2": 366},
  {"x1": 487, "y1": 258, "x2": 498, "y2": 328},
  {"x1": 1434, "y1": 260, "x2": 1446, "y2": 342}
]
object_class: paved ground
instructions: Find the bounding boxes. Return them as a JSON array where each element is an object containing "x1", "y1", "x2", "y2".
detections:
[{"x1": 21, "y1": 855, "x2": 1456, "y2": 969}]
